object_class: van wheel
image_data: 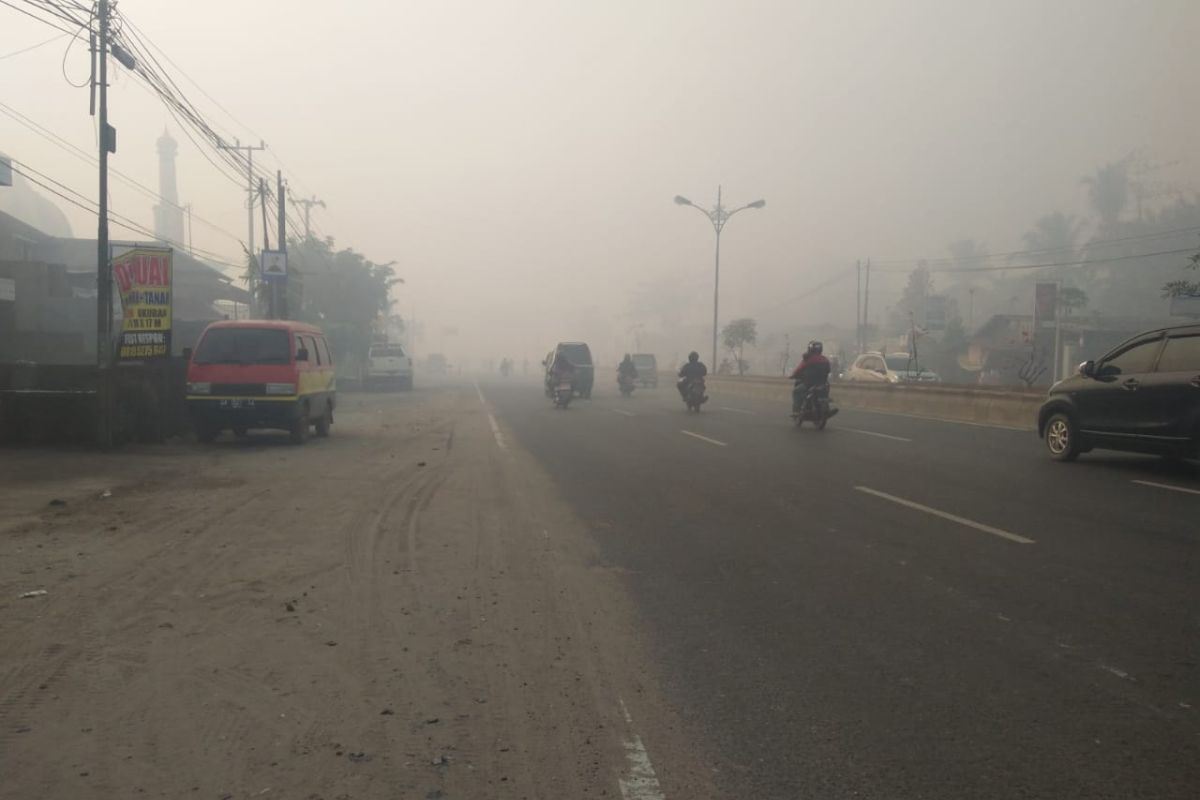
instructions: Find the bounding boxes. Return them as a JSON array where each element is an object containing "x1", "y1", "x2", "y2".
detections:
[
  {"x1": 290, "y1": 406, "x2": 310, "y2": 444},
  {"x1": 195, "y1": 423, "x2": 219, "y2": 444},
  {"x1": 315, "y1": 403, "x2": 332, "y2": 437},
  {"x1": 1044, "y1": 413, "x2": 1080, "y2": 462}
]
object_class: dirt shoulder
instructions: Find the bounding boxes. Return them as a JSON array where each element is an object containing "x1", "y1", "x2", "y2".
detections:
[{"x1": 0, "y1": 382, "x2": 713, "y2": 799}]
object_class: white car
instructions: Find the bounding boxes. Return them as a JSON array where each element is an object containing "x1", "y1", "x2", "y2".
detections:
[
  {"x1": 365, "y1": 343, "x2": 414, "y2": 390},
  {"x1": 842, "y1": 352, "x2": 940, "y2": 384}
]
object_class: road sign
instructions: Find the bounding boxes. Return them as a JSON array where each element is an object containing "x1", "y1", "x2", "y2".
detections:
[{"x1": 261, "y1": 249, "x2": 287, "y2": 281}]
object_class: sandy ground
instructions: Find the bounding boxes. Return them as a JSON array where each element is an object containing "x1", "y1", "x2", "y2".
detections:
[{"x1": 0, "y1": 381, "x2": 714, "y2": 799}]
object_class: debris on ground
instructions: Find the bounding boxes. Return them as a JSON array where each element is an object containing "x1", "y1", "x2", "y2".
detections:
[
  {"x1": 47, "y1": 499, "x2": 66, "y2": 507},
  {"x1": 19, "y1": 590, "x2": 48, "y2": 598},
  {"x1": 431, "y1": 754, "x2": 450, "y2": 766}
]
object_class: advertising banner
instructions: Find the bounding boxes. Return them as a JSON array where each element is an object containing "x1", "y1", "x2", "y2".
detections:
[
  {"x1": 114, "y1": 247, "x2": 173, "y2": 361},
  {"x1": 1034, "y1": 282, "x2": 1058, "y2": 329}
]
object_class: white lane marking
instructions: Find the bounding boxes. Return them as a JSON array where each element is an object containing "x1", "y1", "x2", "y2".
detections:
[
  {"x1": 717, "y1": 406, "x2": 756, "y2": 415},
  {"x1": 838, "y1": 426, "x2": 912, "y2": 442},
  {"x1": 1132, "y1": 479, "x2": 1200, "y2": 496},
  {"x1": 681, "y1": 430, "x2": 727, "y2": 447},
  {"x1": 852, "y1": 408, "x2": 1028, "y2": 432},
  {"x1": 609, "y1": 407, "x2": 636, "y2": 417},
  {"x1": 473, "y1": 382, "x2": 507, "y2": 450},
  {"x1": 854, "y1": 486, "x2": 1035, "y2": 544},
  {"x1": 617, "y1": 696, "x2": 665, "y2": 800},
  {"x1": 1100, "y1": 664, "x2": 1135, "y2": 682}
]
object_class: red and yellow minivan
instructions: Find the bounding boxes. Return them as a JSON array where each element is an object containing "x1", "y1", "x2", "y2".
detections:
[{"x1": 186, "y1": 320, "x2": 336, "y2": 444}]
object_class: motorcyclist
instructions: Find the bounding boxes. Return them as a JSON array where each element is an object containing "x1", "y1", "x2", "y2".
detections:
[
  {"x1": 617, "y1": 354, "x2": 639, "y2": 383},
  {"x1": 677, "y1": 351, "x2": 708, "y2": 403},
  {"x1": 790, "y1": 341, "x2": 835, "y2": 415}
]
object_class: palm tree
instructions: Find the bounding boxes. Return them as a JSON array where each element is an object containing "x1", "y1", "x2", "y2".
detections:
[
  {"x1": 1082, "y1": 160, "x2": 1130, "y2": 231},
  {"x1": 1022, "y1": 212, "x2": 1082, "y2": 260}
]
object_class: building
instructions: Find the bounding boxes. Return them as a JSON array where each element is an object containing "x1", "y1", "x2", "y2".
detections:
[{"x1": 0, "y1": 209, "x2": 249, "y2": 364}]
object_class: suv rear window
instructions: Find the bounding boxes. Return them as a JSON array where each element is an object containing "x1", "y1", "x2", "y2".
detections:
[
  {"x1": 1156, "y1": 334, "x2": 1200, "y2": 373},
  {"x1": 559, "y1": 344, "x2": 592, "y2": 365},
  {"x1": 194, "y1": 328, "x2": 291, "y2": 365},
  {"x1": 370, "y1": 345, "x2": 406, "y2": 358}
]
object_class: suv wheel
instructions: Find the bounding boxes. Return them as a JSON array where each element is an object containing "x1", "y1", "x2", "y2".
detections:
[{"x1": 1044, "y1": 413, "x2": 1080, "y2": 462}]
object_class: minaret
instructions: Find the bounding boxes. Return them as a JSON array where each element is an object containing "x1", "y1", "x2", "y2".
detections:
[{"x1": 153, "y1": 129, "x2": 185, "y2": 246}]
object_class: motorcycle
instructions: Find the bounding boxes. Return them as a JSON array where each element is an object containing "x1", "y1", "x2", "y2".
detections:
[
  {"x1": 553, "y1": 379, "x2": 574, "y2": 409},
  {"x1": 618, "y1": 372, "x2": 636, "y2": 397},
  {"x1": 792, "y1": 382, "x2": 836, "y2": 429},
  {"x1": 683, "y1": 377, "x2": 707, "y2": 412}
]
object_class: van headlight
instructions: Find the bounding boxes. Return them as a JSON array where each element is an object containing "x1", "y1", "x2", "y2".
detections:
[
  {"x1": 187, "y1": 382, "x2": 211, "y2": 395},
  {"x1": 265, "y1": 382, "x2": 296, "y2": 395}
]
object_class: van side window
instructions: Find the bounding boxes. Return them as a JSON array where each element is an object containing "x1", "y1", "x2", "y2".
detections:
[
  {"x1": 317, "y1": 337, "x2": 333, "y2": 366},
  {"x1": 295, "y1": 334, "x2": 313, "y2": 364},
  {"x1": 309, "y1": 335, "x2": 322, "y2": 365}
]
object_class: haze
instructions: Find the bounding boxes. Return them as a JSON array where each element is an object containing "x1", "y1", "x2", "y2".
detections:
[{"x1": 5, "y1": 0, "x2": 1199, "y2": 363}]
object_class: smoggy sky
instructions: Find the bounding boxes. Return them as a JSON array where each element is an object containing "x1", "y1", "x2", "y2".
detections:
[{"x1": 4, "y1": 0, "x2": 1199, "y2": 361}]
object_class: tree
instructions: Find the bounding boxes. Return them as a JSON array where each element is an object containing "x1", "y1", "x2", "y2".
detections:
[
  {"x1": 1058, "y1": 286, "x2": 1088, "y2": 316},
  {"x1": 1022, "y1": 212, "x2": 1082, "y2": 263},
  {"x1": 1163, "y1": 249, "x2": 1200, "y2": 299},
  {"x1": 721, "y1": 318, "x2": 757, "y2": 376},
  {"x1": 1082, "y1": 159, "x2": 1131, "y2": 230}
]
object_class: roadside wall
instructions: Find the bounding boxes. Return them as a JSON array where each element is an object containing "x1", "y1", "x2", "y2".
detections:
[
  {"x1": 0, "y1": 360, "x2": 188, "y2": 444},
  {"x1": 690, "y1": 374, "x2": 1042, "y2": 431}
]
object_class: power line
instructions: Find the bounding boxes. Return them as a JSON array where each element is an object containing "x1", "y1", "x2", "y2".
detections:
[
  {"x1": 0, "y1": 30, "x2": 67, "y2": 59},
  {"x1": 11, "y1": 161, "x2": 245, "y2": 270},
  {"x1": 0, "y1": 0, "x2": 78, "y2": 34},
  {"x1": 870, "y1": 224, "x2": 1200, "y2": 268},
  {"x1": 873, "y1": 246, "x2": 1197, "y2": 274},
  {"x1": 0, "y1": 101, "x2": 244, "y2": 245}
]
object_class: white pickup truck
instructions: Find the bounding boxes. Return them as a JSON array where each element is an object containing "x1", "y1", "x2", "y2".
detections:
[{"x1": 365, "y1": 343, "x2": 413, "y2": 390}]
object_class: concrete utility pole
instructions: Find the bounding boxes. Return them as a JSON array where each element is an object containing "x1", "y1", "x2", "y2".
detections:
[
  {"x1": 91, "y1": 0, "x2": 135, "y2": 446},
  {"x1": 862, "y1": 257, "x2": 872, "y2": 350},
  {"x1": 290, "y1": 193, "x2": 325, "y2": 240},
  {"x1": 217, "y1": 138, "x2": 266, "y2": 260},
  {"x1": 673, "y1": 187, "x2": 765, "y2": 370},
  {"x1": 856, "y1": 259, "x2": 862, "y2": 355},
  {"x1": 277, "y1": 170, "x2": 288, "y2": 319}
]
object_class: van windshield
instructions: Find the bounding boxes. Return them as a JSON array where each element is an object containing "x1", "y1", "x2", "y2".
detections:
[
  {"x1": 885, "y1": 355, "x2": 916, "y2": 371},
  {"x1": 370, "y1": 346, "x2": 406, "y2": 358},
  {"x1": 193, "y1": 328, "x2": 291, "y2": 365}
]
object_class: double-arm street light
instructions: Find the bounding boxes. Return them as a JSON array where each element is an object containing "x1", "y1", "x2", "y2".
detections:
[{"x1": 674, "y1": 186, "x2": 765, "y2": 369}]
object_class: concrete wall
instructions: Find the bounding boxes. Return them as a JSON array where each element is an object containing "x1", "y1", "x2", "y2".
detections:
[{"x1": 701, "y1": 375, "x2": 1042, "y2": 431}]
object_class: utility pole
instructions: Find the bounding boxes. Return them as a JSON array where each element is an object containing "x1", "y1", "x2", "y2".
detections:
[
  {"x1": 856, "y1": 259, "x2": 862, "y2": 355},
  {"x1": 217, "y1": 138, "x2": 266, "y2": 306},
  {"x1": 290, "y1": 193, "x2": 325, "y2": 240},
  {"x1": 258, "y1": 177, "x2": 273, "y2": 318},
  {"x1": 862, "y1": 257, "x2": 872, "y2": 351},
  {"x1": 277, "y1": 170, "x2": 288, "y2": 320},
  {"x1": 94, "y1": 0, "x2": 113, "y2": 448}
]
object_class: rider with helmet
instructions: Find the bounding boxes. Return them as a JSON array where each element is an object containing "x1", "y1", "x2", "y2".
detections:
[
  {"x1": 790, "y1": 341, "x2": 834, "y2": 413},
  {"x1": 677, "y1": 351, "x2": 708, "y2": 402}
]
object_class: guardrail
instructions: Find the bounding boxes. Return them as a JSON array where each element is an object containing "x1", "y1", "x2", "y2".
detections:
[{"x1": 670, "y1": 373, "x2": 1042, "y2": 431}]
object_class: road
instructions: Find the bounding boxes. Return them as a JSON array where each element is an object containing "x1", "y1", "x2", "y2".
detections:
[{"x1": 1, "y1": 376, "x2": 1196, "y2": 799}]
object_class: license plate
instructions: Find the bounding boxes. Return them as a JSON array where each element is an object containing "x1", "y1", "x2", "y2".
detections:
[{"x1": 220, "y1": 399, "x2": 255, "y2": 409}]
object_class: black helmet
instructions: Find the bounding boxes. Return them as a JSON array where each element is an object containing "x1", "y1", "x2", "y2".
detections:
[
  {"x1": 688, "y1": 351, "x2": 700, "y2": 362},
  {"x1": 807, "y1": 340, "x2": 823, "y2": 354}
]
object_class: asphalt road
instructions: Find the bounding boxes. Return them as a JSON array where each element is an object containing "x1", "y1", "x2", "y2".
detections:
[{"x1": 481, "y1": 375, "x2": 1200, "y2": 800}]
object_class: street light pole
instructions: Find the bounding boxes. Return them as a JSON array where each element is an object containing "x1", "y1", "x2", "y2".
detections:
[{"x1": 674, "y1": 188, "x2": 765, "y2": 369}]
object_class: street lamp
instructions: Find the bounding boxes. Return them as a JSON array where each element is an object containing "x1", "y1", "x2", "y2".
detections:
[{"x1": 673, "y1": 187, "x2": 765, "y2": 370}]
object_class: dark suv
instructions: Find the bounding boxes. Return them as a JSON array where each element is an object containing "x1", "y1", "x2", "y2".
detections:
[
  {"x1": 1038, "y1": 323, "x2": 1200, "y2": 461},
  {"x1": 544, "y1": 342, "x2": 595, "y2": 398}
]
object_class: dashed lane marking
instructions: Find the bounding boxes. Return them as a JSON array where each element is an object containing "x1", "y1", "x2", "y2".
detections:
[
  {"x1": 838, "y1": 426, "x2": 912, "y2": 442},
  {"x1": 1132, "y1": 479, "x2": 1200, "y2": 496},
  {"x1": 854, "y1": 486, "x2": 1035, "y2": 544},
  {"x1": 473, "y1": 382, "x2": 507, "y2": 450},
  {"x1": 680, "y1": 430, "x2": 727, "y2": 447},
  {"x1": 609, "y1": 407, "x2": 636, "y2": 417},
  {"x1": 717, "y1": 406, "x2": 756, "y2": 415},
  {"x1": 617, "y1": 697, "x2": 665, "y2": 800}
]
